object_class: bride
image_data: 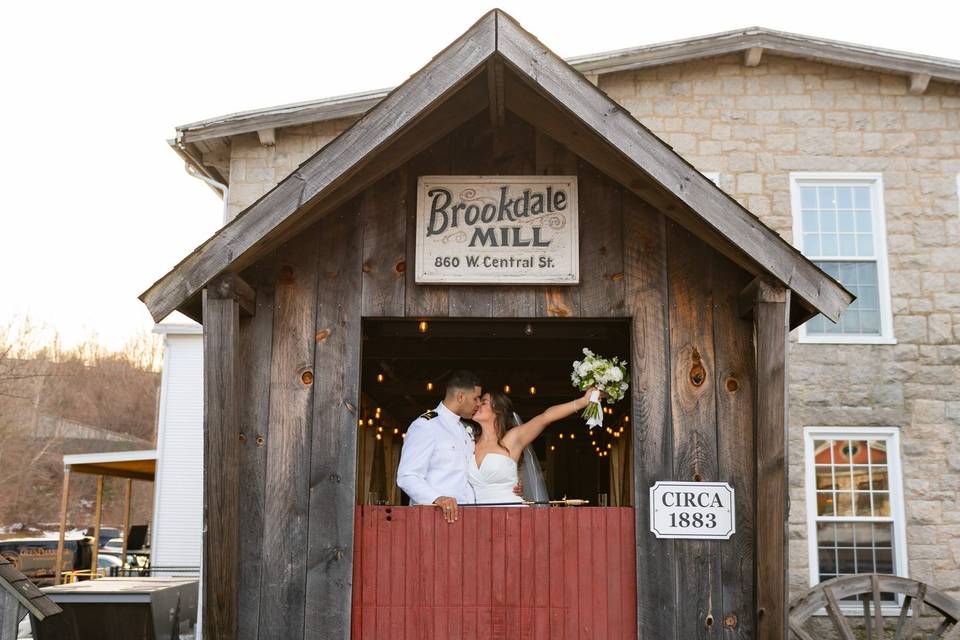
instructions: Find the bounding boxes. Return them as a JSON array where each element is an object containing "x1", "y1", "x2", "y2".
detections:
[{"x1": 469, "y1": 387, "x2": 598, "y2": 505}]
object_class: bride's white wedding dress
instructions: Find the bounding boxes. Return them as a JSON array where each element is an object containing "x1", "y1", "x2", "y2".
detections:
[{"x1": 469, "y1": 453, "x2": 525, "y2": 505}]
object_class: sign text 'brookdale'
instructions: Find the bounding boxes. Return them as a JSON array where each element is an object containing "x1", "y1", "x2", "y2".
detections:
[{"x1": 426, "y1": 185, "x2": 569, "y2": 248}]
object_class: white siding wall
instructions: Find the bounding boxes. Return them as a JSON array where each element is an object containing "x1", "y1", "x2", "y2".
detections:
[{"x1": 150, "y1": 331, "x2": 204, "y2": 568}]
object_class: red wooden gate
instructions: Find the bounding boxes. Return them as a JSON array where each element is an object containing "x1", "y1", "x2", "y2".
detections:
[{"x1": 351, "y1": 506, "x2": 637, "y2": 639}]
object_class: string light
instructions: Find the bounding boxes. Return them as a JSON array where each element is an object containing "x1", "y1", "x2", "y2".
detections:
[
  {"x1": 591, "y1": 440, "x2": 596, "y2": 446},
  {"x1": 624, "y1": 416, "x2": 630, "y2": 422},
  {"x1": 402, "y1": 433, "x2": 406, "y2": 439},
  {"x1": 376, "y1": 433, "x2": 382, "y2": 441},
  {"x1": 426, "y1": 382, "x2": 434, "y2": 391},
  {"x1": 376, "y1": 373, "x2": 384, "y2": 383},
  {"x1": 619, "y1": 426, "x2": 625, "y2": 433},
  {"x1": 393, "y1": 428, "x2": 399, "y2": 435},
  {"x1": 570, "y1": 434, "x2": 575, "y2": 440},
  {"x1": 549, "y1": 445, "x2": 556, "y2": 451},
  {"x1": 529, "y1": 386, "x2": 537, "y2": 396},
  {"x1": 418, "y1": 321, "x2": 428, "y2": 333},
  {"x1": 368, "y1": 419, "x2": 374, "y2": 426},
  {"x1": 614, "y1": 431, "x2": 620, "y2": 438},
  {"x1": 377, "y1": 426, "x2": 383, "y2": 433},
  {"x1": 503, "y1": 384, "x2": 511, "y2": 393},
  {"x1": 358, "y1": 419, "x2": 364, "y2": 427},
  {"x1": 607, "y1": 443, "x2": 612, "y2": 449},
  {"x1": 606, "y1": 427, "x2": 613, "y2": 434},
  {"x1": 559, "y1": 433, "x2": 564, "y2": 439}
]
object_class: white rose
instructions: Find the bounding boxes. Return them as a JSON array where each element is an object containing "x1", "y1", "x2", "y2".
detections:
[{"x1": 610, "y1": 368, "x2": 623, "y2": 382}]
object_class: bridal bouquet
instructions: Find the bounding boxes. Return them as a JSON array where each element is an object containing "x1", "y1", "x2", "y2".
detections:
[{"x1": 570, "y1": 349, "x2": 628, "y2": 428}]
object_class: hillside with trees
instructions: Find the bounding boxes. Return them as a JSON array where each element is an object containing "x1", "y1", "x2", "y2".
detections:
[{"x1": 0, "y1": 320, "x2": 161, "y2": 535}]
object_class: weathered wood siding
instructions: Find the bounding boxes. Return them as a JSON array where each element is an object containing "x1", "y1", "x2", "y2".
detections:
[{"x1": 226, "y1": 113, "x2": 759, "y2": 639}]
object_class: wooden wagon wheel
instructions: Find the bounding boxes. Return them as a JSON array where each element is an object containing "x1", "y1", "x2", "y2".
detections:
[{"x1": 789, "y1": 574, "x2": 960, "y2": 640}]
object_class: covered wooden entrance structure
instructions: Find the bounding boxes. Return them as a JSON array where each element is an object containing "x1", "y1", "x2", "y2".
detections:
[{"x1": 140, "y1": 10, "x2": 852, "y2": 640}]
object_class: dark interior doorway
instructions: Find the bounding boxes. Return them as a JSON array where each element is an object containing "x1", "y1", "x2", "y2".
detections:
[{"x1": 357, "y1": 318, "x2": 633, "y2": 507}]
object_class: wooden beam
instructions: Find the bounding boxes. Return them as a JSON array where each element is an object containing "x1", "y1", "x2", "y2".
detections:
[
  {"x1": 487, "y1": 58, "x2": 505, "y2": 128},
  {"x1": 744, "y1": 46, "x2": 763, "y2": 67},
  {"x1": 54, "y1": 469, "x2": 70, "y2": 585},
  {"x1": 583, "y1": 72, "x2": 600, "y2": 86},
  {"x1": 90, "y1": 475, "x2": 104, "y2": 576},
  {"x1": 208, "y1": 273, "x2": 256, "y2": 317},
  {"x1": 494, "y1": 13, "x2": 853, "y2": 323},
  {"x1": 752, "y1": 279, "x2": 790, "y2": 640},
  {"x1": 738, "y1": 275, "x2": 786, "y2": 319},
  {"x1": 909, "y1": 72, "x2": 931, "y2": 94},
  {"x1": 256, "y1": 128, "x2": 276, "y2": 146},
  {"x1": 121, "y1": 479, "x2": 132, "y2": 562},
  {"x1": 202, "y1": 285, "x2": 242, "y2": 640}
]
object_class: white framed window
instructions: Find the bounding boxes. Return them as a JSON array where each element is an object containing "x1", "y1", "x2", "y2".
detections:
[
  {"x1": 790, "y1": 173, "x2": 895, "y2": 344},
  {"x1": 804, "y1": 427, "x2": 908, "y2": 606}
]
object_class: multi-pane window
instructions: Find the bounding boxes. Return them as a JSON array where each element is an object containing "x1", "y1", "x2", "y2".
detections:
[
  {"x1": 804, "y1": 428, "x2": 907, "y2": 599},
  {"x1": 790, "y1": 174, "x2": 894, "y2": 343}
]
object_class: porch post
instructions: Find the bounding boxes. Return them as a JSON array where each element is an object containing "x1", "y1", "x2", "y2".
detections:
[
  {"x1": 90, "y1": 475, "x2": 104, "y2": 576},
  {"x1": 742, "y1": 276, "x2": 790, "y2": 639},
  {"x1": 202, "y1": 273, "x2": 254, "y2": 640},
  {"x1": 54, "y1": 469, "x2": 71, "y2": 585}
]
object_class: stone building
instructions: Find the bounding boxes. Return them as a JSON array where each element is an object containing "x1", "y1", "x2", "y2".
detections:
[{"x1": 169, "y1": 25, "x2": 960, "y2": 602}]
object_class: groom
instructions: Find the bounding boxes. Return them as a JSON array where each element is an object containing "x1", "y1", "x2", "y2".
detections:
[{"x1": 396, "y1": 369, "x2": 482, "y2": 523}]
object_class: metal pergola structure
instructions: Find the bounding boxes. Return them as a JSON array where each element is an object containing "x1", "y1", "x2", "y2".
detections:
[{"x1": 54, "y1": 450, "x2": 156, "y2": 584}]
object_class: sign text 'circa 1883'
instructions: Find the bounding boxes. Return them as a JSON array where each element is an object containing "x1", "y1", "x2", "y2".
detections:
[
  {"x1": 650, "y1": 481, "x2": 736, "y2": 540},
  {"x1": 415, "y1": 176, "x2": 579, "y2": 284}
]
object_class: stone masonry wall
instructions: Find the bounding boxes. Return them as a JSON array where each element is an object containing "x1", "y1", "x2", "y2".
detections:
[{"x1": 220, "y1": 52, "x2": 960, "y2": 598}]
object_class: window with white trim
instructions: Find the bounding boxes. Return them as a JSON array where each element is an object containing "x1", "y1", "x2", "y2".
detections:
[
  {"x1": 790, "y1": 173, "x2": 895, "y2": 343},
  {"x1": 804, "y1": 427, "x2": 908, "y2": 601}
]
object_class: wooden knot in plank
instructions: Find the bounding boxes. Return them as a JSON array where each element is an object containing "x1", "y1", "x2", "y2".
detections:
[
  {"x1": 704, "y1": 614, "x2": 714, "y2": 628},
  {"x1": 610, "y1": 272, "x2": 624, "y2": 282},
  {"x1": 239, "y1": 433, "x2": 247, "y2": 443},
  {"x1": 723, "y1": 613, "x2": 738, "y2": 629},
  {"x1": 361, "y1": 262, "x2": 372, "y2": 273},
  {"x1": 301, "y1": 370, "x2": 314, "y2": 385},
  {"x1": 279, "y1": 265, "x2": 295, "y2": 283},
  {"x1": 395, "y1": 260, "x2": 406, "y2": 273},
  {"x1": 256, "y1": 435, "x2": 265, "y2": 446},
  {"x1": 725, "y1": 376, "x2": 739, "y2": 392},
  {"x1": 315, "y1": 329, "x2": 331, "y2": 343},
  {"x1": 345, "y1": 401, "x2": 357, "y2": 414},
  {"x1": 689, "y1": 347, "x2": 706, "y2": 387}
]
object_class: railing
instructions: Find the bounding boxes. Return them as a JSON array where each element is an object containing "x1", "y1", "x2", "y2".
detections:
[{"x1": 352, "y1": 505, "x2": 637, "y2": 640}]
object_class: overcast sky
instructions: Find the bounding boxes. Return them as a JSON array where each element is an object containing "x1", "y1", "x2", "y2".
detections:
[{"x1": 2, "y1": 0, "x2": 957, "y2": 349}]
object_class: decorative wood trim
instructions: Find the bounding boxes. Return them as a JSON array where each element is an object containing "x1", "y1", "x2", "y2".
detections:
[
  {"x1": 744, "y1": 46, "x2": 763, "y2": 67},
  {"x1": 753, "y1": 282, "x2": 790, "y2": 640},
  {"x1": 487, "y1": 59, "x2": 505, "y2": 128},
  {"x1": 257, "y1": 128, "x2": 276, "y2": 146},
  {"x1": 202, "y1": 287, "x2": 242, "y2": 640},
  {"x1": 208, "y1": 273, "x2": 257, "y2": 317},
  {"x1": 909, "y1": 72, "x2": 931, "y2": 94}
]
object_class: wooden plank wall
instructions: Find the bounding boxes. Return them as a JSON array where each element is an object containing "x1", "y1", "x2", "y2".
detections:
[
  {"x1": 228, "y1": 112, "x2": 759, "y2": 639},
  {"x1": 352, "y1": 506, "x2": 636, "y2": 640}
]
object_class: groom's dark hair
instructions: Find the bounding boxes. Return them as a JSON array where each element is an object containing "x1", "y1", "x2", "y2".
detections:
[{"x1": 445, "y1": 369, "x2": 482, "y2": 395}]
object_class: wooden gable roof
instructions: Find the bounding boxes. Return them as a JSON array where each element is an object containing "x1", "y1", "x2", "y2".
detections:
[{"x1": 141, "y1": 10, "x2": 853, "y2": 327}]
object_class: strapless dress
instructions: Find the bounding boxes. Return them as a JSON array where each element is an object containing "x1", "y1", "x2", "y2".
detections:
[{"x1": 468, "y1": 452, "x2": 524, "y2": 505}]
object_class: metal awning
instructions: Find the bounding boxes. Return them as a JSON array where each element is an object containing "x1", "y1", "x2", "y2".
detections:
[{"x1": 62, "y1": 450, "x2": 157, "y2": 482}]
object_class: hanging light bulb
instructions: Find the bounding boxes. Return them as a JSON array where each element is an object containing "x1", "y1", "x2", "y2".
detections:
[
  {"x1": 358, "y1": 419, "x2": 364, "y2": 427},
  {"x1": 368, "y1": 419, "x2": 374, "y2": 426},
  {"x1": 607, "y1": 443, "x2": 612, "y2": 449},
  {"x1": 529, "y1": 386, "x2": 537, "y2": 396},
  {"x1": 614, "y1": 431, "x2": 620, "y2": 438},
  {"x1": 591, "y1": 440, "x2": 596, "y2": 446},
  {"x1": 393, "y1": 428, "x2": 399, "y2": 435},
  {"x1": 624, "y1": 416, "x2": 630, "y2": 422},
  {"x1": 376, "y1": 433, "x2": 382, "y2": 441},
  {"x1": 402, "y1": 433, "x2": 406, "y2": 439},
  {"x1": 503, "y1": 384, "x2": 511, "y2": 393},
  {"x1": 550, "y1": 445, "x2": 556, "y2": 451},
  {"x1": 418, "y1": 321, "x2": 428, "y2": 333},
  {"x1": 377, "y1": 426, "x2": 383, "y2": 433},
  {"x1": 426, "y1": 382, "x2": 434, "y2": 391},
  {"x1": 559, "y1": 433, "x2": 564, "y2": 439},
  {"x1": 570, "y1": 433, "x2": 575, "y2": 440},
  {"x1": 376, "y1": 373, "x2": 384, "y2": 383},
  {"x1": 606, "y1": 427, "x2": 613, "y2": 434}
]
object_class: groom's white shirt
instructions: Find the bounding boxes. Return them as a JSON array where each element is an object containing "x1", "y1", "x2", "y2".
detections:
[{"x1": 397, "y1": 401, "x2": 476, "y2": 505}]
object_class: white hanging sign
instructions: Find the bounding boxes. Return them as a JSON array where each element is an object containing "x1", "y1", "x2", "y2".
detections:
[
  {"x1": 415, "y1": 176, "x2": 579, "y2": 285},
  {"x1": 649, "y1": 481, "x2": 736, "y2": 540}
]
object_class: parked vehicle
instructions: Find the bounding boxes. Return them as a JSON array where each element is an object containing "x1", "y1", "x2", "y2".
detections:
[{"x1": 0, "y1": 537, "x2": 93, "y2": 586}]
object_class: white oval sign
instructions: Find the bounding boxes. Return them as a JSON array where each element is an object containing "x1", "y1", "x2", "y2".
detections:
[{"x1": 649, "y1": 481, "x2": 735, "y2": 540}]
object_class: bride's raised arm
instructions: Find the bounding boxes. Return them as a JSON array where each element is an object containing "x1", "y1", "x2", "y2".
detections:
[{"x1": 504, "y1": 387, "x2": 597, "y2": 452}]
